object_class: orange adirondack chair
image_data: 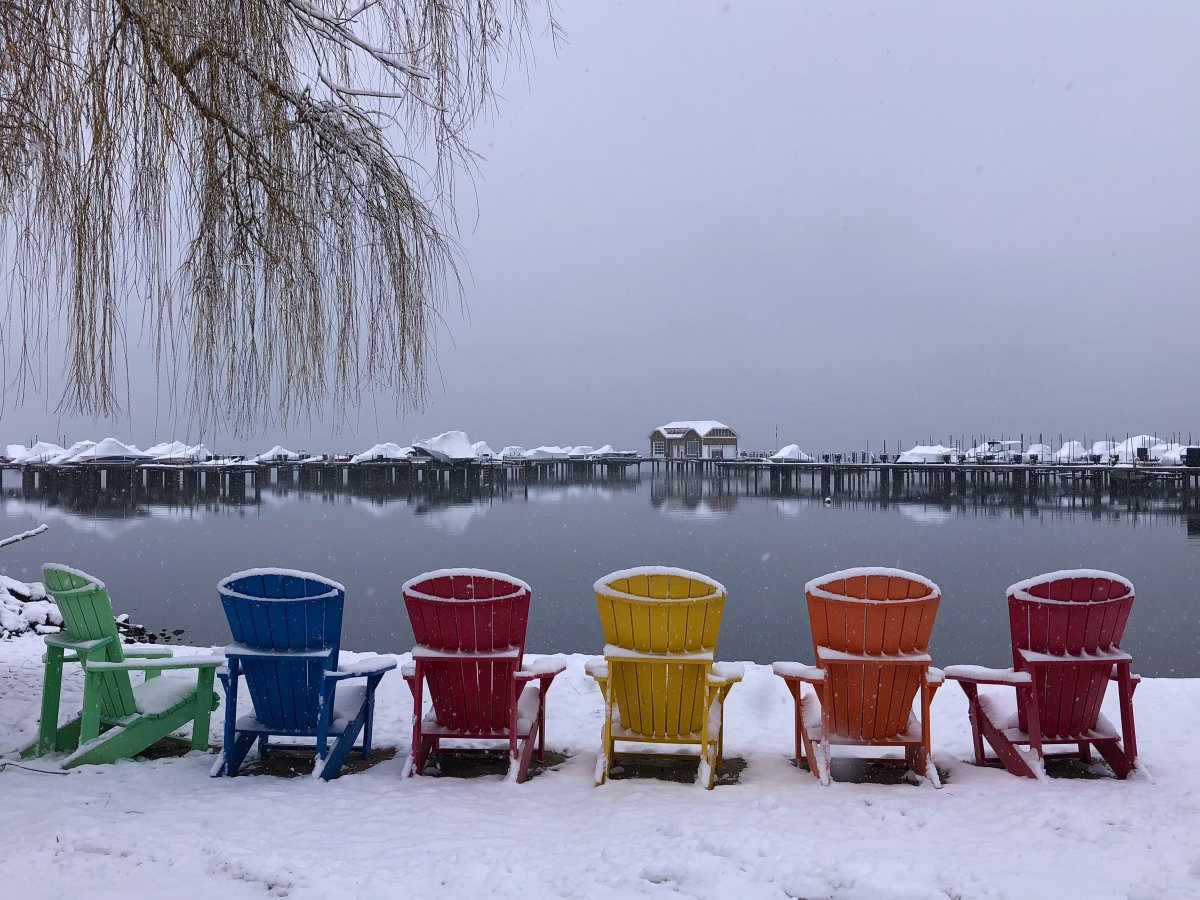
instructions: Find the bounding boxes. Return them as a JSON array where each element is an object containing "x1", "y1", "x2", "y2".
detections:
[
  {"x1": 946, "y1": 569, "x2": 1139, "y2": 779},
  {"x1": 772, "y1": 567, "x2": 944, "y2": 785}
]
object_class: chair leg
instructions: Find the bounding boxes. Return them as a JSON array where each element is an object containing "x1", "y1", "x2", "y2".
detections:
[
  {"x1": 191, "y1": 668, "x2": 217, "y2": 751},
  {"x1": 594, "y1": 676, "x2": 612, "y2": 787},
  {"x1": 35, "y1": 646, "x2": 67, "y2": 756}
]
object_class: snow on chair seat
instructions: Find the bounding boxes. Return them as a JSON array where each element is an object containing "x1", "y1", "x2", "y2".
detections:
[
  {"x1": 947, "y1": 569, "x2": 1140, "y2": 779},
  {"x1": 400, "y1": 568, "x2": 565, "y2": 783},
  {"x1": 772, "y1": 567, "x2": 944, "y2": 786},
  {"x1": 212, "y1": 568, "x2": 395, "y2": 780},
  {"x1": 588, "y1": 566, "x2": 742, "y2": 790}
]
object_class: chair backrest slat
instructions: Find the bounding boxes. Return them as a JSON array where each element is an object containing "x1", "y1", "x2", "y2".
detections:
[
  {"x1": 595, "y1": 567, "x2": 726, "y2": 738},
  {"x1": 43, "y1": 564, "x2": 137, "y2": 719},
  {"x1": 806, "y1": 568, "x2": 941, "y2": 740},
  {"x1": 403, "y1": 569, "x2": 531, "y2": 734},
  {"x1": 1007, "y1": 570, "x2": 1134, "y2": 737},
  {"x1": 219, "y1": 569, "x2": 345, "y2": 732}
]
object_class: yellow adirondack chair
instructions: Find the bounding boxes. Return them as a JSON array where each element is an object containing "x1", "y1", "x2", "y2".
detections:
[{"x1": 586, "y1": 566, "x2": 743, "y2": 789}]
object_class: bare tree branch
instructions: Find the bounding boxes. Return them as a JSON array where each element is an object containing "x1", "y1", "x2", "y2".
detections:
[{"x1": 0, "y1": 0, "x2": 555, "y2": 432}]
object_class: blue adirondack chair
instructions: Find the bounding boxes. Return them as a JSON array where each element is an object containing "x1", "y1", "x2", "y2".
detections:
[{"x1": 211, "y1": 568, "x2": 395, "y2": 780}]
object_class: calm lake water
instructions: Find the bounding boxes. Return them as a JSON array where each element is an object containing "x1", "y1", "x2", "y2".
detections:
[{"x1": 3, "y1": 468, "x2": 1198, "y2": 676}]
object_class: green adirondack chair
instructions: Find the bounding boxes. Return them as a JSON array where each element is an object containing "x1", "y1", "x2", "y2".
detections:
[{"x1": 21, "y1": 564, "x2": 222, "y2": 768}]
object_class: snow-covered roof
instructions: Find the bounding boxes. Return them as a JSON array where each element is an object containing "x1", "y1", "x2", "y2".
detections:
[
  {"x1": 896, "y1": 445, "x2": 954, "y2": 464},
  {"x1": 349, "y1": 442, "x2": 415, "y2": 464},
  {"x1": 253, "y1": 445, "x2": 300, "y2": 462},
  {"x1": 651, "y1": 421, "x2": 737, "y2": 439},
  {"x1": 71, "y1": 438, "x2": 149, "y2": 462},
  {"x1": 771, "y1": 444, "x2": 814, "y2": 462},
  {"x1": 13, "y1": 441, "x2": 66, "y2": 464},
  {"x1": 1054, "y1": 441, "x2": 1089, "y2": 462},
  {"x1": 154, "y1": 443, "x2": 212, "y2": 463},
  {"x1": 413, "y1": 430, "x2": 478, "y2": 461}
]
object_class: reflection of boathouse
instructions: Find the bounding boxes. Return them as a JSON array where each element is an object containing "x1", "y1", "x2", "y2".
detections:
[{"x1": 650, "y1": 476, "x2": 738, "y2": 516}]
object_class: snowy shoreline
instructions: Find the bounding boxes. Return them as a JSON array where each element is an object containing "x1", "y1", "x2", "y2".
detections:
[{"x1": 1, "y1": 631, "x2": 1198, "y2": 899}]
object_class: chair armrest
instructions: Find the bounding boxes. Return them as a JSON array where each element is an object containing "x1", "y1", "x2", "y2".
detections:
[
  {"x1": 817, "y1": 646, "x2": 931, "y2": 665},
  {"x1": 400, "y1": 661, "x2": 416, "y2": 678},
  {"x1": 325, "y1": 656, "x2": 398, "y2": 681},
  {"x1": 1109, "y1": 670, "x2": 1141, "y2": 685},
  {"x1": 87, "y1": 655, "x2": 225, "y2": 672},
  {"x1": 44, "y1": 634, "x2": 113, "y2": 653},
  {"x1": 584, "y1": 656, "x2": 608, "y2": 679},
  {"x1": 515, "y1": 654, "x2": 567, "y2": 681},
  {"x1": 121, "y1": 650, "x2": 174, "y2": 660},
  {"x1": 772, "y1": 661, "x2": 824, "y2": 683},
  {"x1": 945, "y1": 665, "x2": 1032, "y2": 686},
  {"x1": 707, "y1": 661, "x2": 745, "y2": 685},
  {"x1": 224, "y1": 643, "x2": 335, "y2": 662}
]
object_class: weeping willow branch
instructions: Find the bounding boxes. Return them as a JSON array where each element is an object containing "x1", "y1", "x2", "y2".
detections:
[{"x1": 0, "y1": 0, "x2": 556, "y2": 431}]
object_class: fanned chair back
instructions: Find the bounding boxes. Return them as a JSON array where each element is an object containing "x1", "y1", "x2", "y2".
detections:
[
  {"x1": 42, "y1": 564, "x2": 135, "y2": 718},
  {"x1": 403, "y1": 569, "x2": 530, "y2": 734},
  {"x1": 1007, "y1": 570, "x2": 1135, "y2": 737},
  {"x1": 218, "y1": 569, "x2": 345, "y2": 732},
  {"x1": 594, "y1": 568, "x2": 725, "y2": 738},
  {"x1": 806, "y1": 568, "x2": 940, "y2": 740}
]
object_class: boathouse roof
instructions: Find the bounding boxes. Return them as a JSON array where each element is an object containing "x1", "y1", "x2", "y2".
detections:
[{"x1": 651, "y1": 421, "x2": 738, "y2": 439}]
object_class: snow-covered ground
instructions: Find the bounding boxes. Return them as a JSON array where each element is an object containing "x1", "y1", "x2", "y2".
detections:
[{"x1": 1, "y1": 634, "x2": 1196, "y2": 900}]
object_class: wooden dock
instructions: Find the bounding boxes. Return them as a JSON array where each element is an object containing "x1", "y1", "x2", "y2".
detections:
[{"x1": 3, "y1": 455, "x2": 1199, "y2": 500}]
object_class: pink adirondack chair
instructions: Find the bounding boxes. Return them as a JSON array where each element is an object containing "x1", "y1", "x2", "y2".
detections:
[
  {"x1": 400, "y1": 569, "x2": 565, "y2": 782},
  {"x1": 946, "y1": 569, "x2": 1139, "y2": 778}
]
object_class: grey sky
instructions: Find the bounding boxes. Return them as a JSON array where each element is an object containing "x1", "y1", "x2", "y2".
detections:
[{"x1": 5, "y1": 0, "x2": 1199, "y2": 454}]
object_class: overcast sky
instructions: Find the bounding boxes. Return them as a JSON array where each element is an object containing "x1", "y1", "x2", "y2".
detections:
[{"x1": 5, "y1": 0, "x2": 1200, "y2": 455}]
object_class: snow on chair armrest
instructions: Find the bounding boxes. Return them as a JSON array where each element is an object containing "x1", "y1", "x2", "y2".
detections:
[
  {"x1": 584, "y1": 656, "x2": 608, "y2": 679},
  {"x1": 707, "y1": 661, "x2": 745, "y2": 684},
  {"x1": 515, "y1": 654, "x2": 568, "y2": 679},
  {"x1": 328, "y1": 655, "x2": 398, "y2": 680},
  {"x1": 772, "y1": 661, "x2": 824, "y2": 682},
  {"x1": 224, "y1": 642, "x2": 335, "y2": 661},
  {"x1": 88, "y1": 654, "x2": 226, "y2": 672},
  {"x1": 944, "y1": 665, "x2": 1032, "y2": 685},
  {"x1": 817, "y1": 646, "x2": 931, "y2": 664},
  {"x1": 927, "y1": 666, "x2": 945, "y2": 685}
]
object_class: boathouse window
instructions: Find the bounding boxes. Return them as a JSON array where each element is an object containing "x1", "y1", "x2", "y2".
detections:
[
  {"x1": 652, "y1": 441, "x2": 665, "y2": 456},
  {"x1": 686, "y1": 440, "x2": 700, "y2": 457}
]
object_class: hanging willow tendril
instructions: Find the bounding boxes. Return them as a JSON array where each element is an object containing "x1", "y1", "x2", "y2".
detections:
[{"x1": 0, "y1": 1, "x2": 557, "y2": 431}]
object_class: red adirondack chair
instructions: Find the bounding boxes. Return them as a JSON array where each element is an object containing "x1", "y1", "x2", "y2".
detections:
[
  {"x1": 946, "y1": 569, "x2": 1139, "y2": 778},
  {"x1": 400, "y1": 568, "x2": 565, "y2": 782}
]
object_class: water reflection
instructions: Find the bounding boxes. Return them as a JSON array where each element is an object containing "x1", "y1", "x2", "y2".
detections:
[{"x1": 2, "y1": 467, "x2": 1198, "y2": 675}]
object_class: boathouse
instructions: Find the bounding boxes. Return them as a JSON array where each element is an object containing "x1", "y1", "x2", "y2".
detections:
[{"x1": 649, "y1": 421, "x2": 739, "y2": 459}]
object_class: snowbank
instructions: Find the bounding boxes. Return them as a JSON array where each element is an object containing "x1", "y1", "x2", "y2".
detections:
[
  {"x1": 0, "y1": 636, "x2": 1196, "y2": 899},
  {"x1": 0, "y1": 577, "x2": 59, "y2": 638}
]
